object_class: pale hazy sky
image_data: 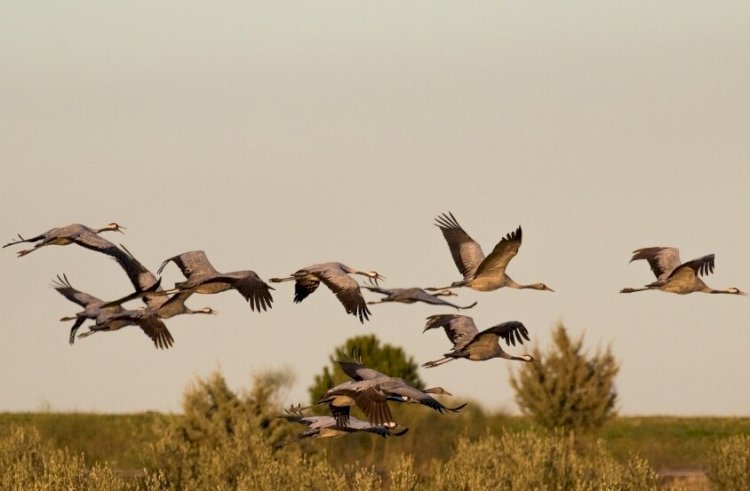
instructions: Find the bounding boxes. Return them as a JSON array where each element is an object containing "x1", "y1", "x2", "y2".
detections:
[{"x1": 2, "y1": 2, "x2": 749, "y2": 416}]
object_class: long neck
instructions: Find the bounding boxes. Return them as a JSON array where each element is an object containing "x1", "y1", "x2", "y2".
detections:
[
  {"x1": 505, "y1": 277, "x2": 540, "y2": 290},
  {"x1": 708, "y1": 288, "x2": 737, "y2": 295}
]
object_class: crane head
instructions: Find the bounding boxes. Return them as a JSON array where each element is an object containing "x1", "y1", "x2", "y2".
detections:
[
  {"x1": 105, "y1": 222, "x2": 126, "y2": 234},
  {"x1": 533, "y1": 283, "x2": 554, "y2": 292},
  {"x1": 728, "y1": 287, "x2": 747, "y2": 296},
  {"x1": 365, "y1": 271, "x2": 385, "y2": 286}
]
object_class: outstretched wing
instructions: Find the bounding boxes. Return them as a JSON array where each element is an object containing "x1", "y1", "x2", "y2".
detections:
[
  {"x1": 293, "y1": 275, "x2": 320, "y2": 303},
  {"x1": 52, "y1": 274, "x2": 102, "y2": 308},
  {"x1": 474, "y1": 226, "x2": 522, "y2": 278},
  {"x1": 423, "y1": 314, "x2": 479, "y2": 350},
  {"x1": 227, "y1": 272, "x2": 274, "y2": 312},
  {"x1": 318, "y1": 271, "x2": 371, "y2": 322},
  {"x1": 111, "y1": 244, "x2": 164, "y2": 309},
  {"x1": 480, "y1": 320, "x2": 530, "y2": 347},
  {"x1": 669, "y1": 254, "x2": 714, "y2": 279},
  {"x1": 435, "y1": 212, "x2": 485, "y2": 280},
  {"x1": 337, "y1": 360, "x2": 388, "y2": 381},
  {"x1": 158, "y1": 250, "x2": 218, "y2": 278},
  {"x1": 135, "y1": 316, "x2": 174, "y2": 350},
  {"x1": 630, "y1": 247, "x2": 681, "y2": 282}
]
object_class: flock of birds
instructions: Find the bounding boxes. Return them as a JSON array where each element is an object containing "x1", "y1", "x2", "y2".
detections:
[{"x1": 4, "y1": 212, "x2": 746, "y2": 445}]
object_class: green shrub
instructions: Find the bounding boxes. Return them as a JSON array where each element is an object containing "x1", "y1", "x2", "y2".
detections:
[{"x1": 510, "y1": 323, "x2": 619, "y2": 443}]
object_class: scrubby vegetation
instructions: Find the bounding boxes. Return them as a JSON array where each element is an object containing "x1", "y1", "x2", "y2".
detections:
[{"x1": 3, "y1": 370, "x2": 750, "y2": 489}]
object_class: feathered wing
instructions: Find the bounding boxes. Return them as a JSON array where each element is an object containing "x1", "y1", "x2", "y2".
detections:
[
  {"x1": 318, "y1": 271, "x2": 371, "y2": 322},
  {"x1": 69, "y1": 229, "x2": 123, "y2": 258},
  {"x1": 227, "y1": 272, "x2": 274, "y2": 312},
  {"x1": 111, "y1": 244, "x2": 164, "y2": 309},
  {"x1": 135, "y1": 316, "x2": 174, "y2": 349},
  {"x1": 631, "y1": 247, "x2": 681, "y2": 282},
  {"x1": 158, "y1": 250, "x2": 219, "y2": 278},
  {"x1": 435, "y1": 212, "x2": 485, "y2": 280},
  {"x1": 337, "y1": 360, "x2": 388, "y2": 381},
  {"x1": 669, "y1": 254, "x2": 715, "y2": 279},
  {"x1": 424, "y1": 314, "x2": 479, "y2": 351},
  {"x1": 52, "y1": 274, "x2": 103, "y2": 308},
  {"x1": 293, "y1": 275, "x2": 320, "y2": 303},
  {"x1": 351, "y1": 385, "x2": 394, "y2": 427},
  {"x1": 482, "y1": 320, "x2": 530, "y2": 347},
  {"x1": 474, "y1": 226, "x2": 522, "y2": 278}
]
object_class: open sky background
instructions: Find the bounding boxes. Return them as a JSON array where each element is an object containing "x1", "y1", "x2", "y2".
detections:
[{"x1": 2, "y1": 1, "x2": 749, "y2": 416}]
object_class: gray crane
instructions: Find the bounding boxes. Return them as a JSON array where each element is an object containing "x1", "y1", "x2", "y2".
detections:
[
  {"x1": 421, "y1": 314, "x2": 533, "y2": 368},
  {"x1": 275, "y1": 410, "x2": 408, "y2": 448},
  {"x1": 53, "y1": 274, "x2": 174, "y2": 349},
  {"x1": 620, "y1": 247, "x2": 747, "y2": 296},
  {"x1": 337, "y1": 360, "x2": 468, "y2": 414},
  {"x1": 270, "y1": 262, "x2": 384, "y2": 322},
  {"x1": 363, "y1": 284, "x2": 477, "y2": 310},
  {"x1": 306, "y1": 378, "x2": 398, "y2": 428},
  {"x1": 157, "y1": 250, "x2": 274, "y2": 312},
  {"x1": 108, "y1": 244, "x2": 217, "y2": 318},
  {"x1": 427, "y1": 212, "x2": 553, "y2": 293},
  {"x1": 63, "y1": 245, "x2": 215, "y2": 346},
  {"x1": 4, "y1": 222, "x2": 125, "y2": 257}
]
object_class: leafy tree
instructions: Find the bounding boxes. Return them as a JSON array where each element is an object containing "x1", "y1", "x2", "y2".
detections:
[
  {"x1": 308, "y1": 334, "x2": 424, "y2": 405},
  {"x1": 509, "y1": 323, "x2": 619, "y2": 443}
]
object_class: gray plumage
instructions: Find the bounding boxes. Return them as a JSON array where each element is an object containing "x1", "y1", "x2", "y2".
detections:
[
  {"x1": 621, "y1": 247, "x2": 746, "y2": 296},
  {"x1": 275, "y1": 414, "x2": 407, "y2": 447},
  {"x1": 270, "y1": 262, "x2": 384, "y2": 322},
  {"x1": 53, "y1": 274, "x2": 174, "y2": 349},
  {"x1": 337, "y1": 360, "x2": 468, "y2": 414},
  {"x1": 4, "y1": 222, "x2": 125, "y2": 258},
  {"x1": 421, "y1": 314, "x2": 533, "y2": 368},
  {"x1": 428, "y1": 212, "x2": 553, "y2": 293},
  {"x1": 363, "y1": 285, "x2": 476, "y2": 310},
  {"x1": 108, "y1": 244, "x2": 216, "y2": 318},
  {"x1": 157, "y1": 250, "x2": 274, "y2": 312},
  {"x1": 315, "y1": 379, "x2": 396, "y2": 428}
]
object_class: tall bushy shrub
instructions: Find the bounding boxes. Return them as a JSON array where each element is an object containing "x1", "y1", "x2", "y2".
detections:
[{"x1": 510, "y1": 323, "x2": 618, "y2": 441}]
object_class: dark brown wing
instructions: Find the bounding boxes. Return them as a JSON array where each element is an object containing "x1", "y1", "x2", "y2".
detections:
[
  {"x1": 435, "y1": 212, "x2": 485, "y2": 280},
  {"x1": 423, "y1": 314, "x2": 479, "y2": 350},
  {"x1": 631, "y1": 247, "x2": 681, "y2": 282},
  {"x1": 231, "y1": 272, "x2": 274, "y2": 312},
  {"x1": 318, "y1": 271, "x2": 371, "y2": 322},
  {"x1": 474, "y1": 226, "x2": 522, "y2": 278},
  {"x1": 669, "y1": 254, "x2": 715, "y2": 279},
  {"x1": 352, "y1": 385, "x2": 395, "y2": 427},
  {"x1": 480, "y1": 321, "x2": 530, "y2": 347},
  {"x1": 112, "y1": 244, "x2": 164, "y2": 309},
  {"x1": 328, "y1": 403, "x2": 351, "y2": 428},
  {"x1": 135, "y1": 316, "x2": 174, "y2": 349},
  {"x1": 293, "y1": 275, "x2": 320, "y2": 303}
]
